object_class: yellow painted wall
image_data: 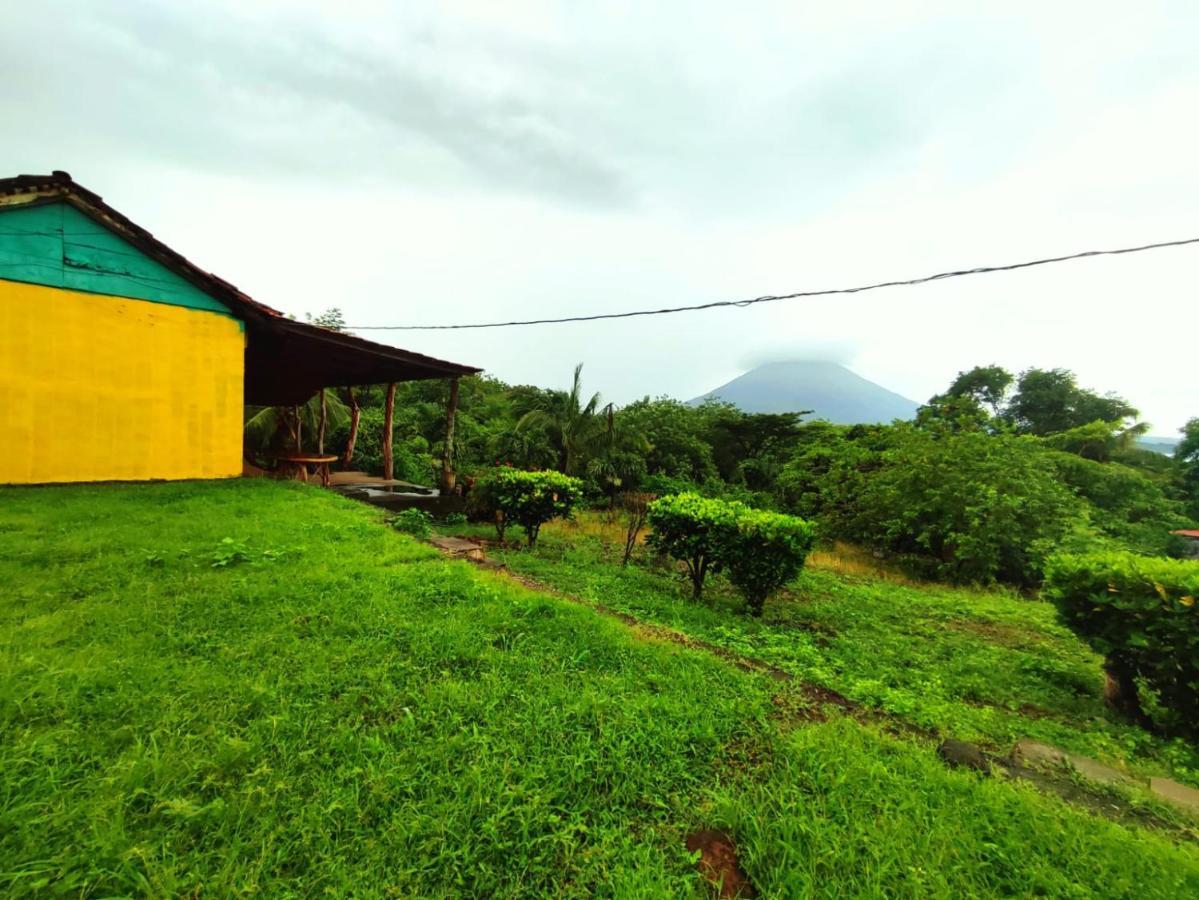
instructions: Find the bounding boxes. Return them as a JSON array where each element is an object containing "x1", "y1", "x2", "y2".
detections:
[{"x1": 0, "y1": 279, "x2": 244, "y2": 484}]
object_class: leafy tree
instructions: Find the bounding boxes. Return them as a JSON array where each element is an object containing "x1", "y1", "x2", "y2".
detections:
[
  {"x1": 514, "y1": 364, "x2": 603, "y2": 476},
  {"x1": 617, "y1": 398, "x2": 717, "y2": 483},
  {"x1": 586, "y1": 403, "x2": 650, "y2": 505},
  {"x1": 1042, "y1": 420, "x2": 1148, "y2": 463},
  {"x1": 1178, "y1": 418, "x2": 1199, "y2": 466},
  {"x1": 805, "y1": 425, "x2": 1085, "y2": 584},
  {"x1": 1177, "y1": 418, "x2": 1199, "y2": 520},
  {"x1": 1046, "y1": 451, "x2": 1191, "y2": 556},
  {"x1": 701, "y1": 403, "x2": 808, "y2": 488},
  {"x1": 946, "y1": 364, "x2": 1013, "y2": 414},
  {"x1": 1005, "y1": 368, "x2": 1138, "y2": 436},
  {"x1": 305, "y1": 307, "x2": 346, "y2": 331},
  {"x1": 244, "y1": 389, "x2": 350, "y2": 457}
]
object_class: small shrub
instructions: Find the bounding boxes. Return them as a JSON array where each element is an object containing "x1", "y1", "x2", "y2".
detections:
[
  {"x1": 441, "y1": 512, "x2": 468, "y2": 527},
  {"x1": 393, "y1": 508, "x2": 432, "y2": 538},
  {"x1": 646, "y1": 493, "x2": 741, "y2": 601},
  {"x1": 477, "y1": 469, "x2": 583, "y2": 547},
  {"x1": 211, "y1": 537, "x2": 250, "y2": 568},
  {"x1": 725, "y1": 508, "x2": 816, "y2": 616},
  {"x1": 619, "y1": 491, "x2": 656, "y2": 567},
  {"x1": 1043, "y1": 551, "x2": 1199, "y2": 737}
]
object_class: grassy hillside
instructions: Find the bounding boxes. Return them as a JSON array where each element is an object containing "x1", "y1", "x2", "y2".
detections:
[
  {"x1": 2, "y1": 482, "x2": 1197, "y2": 896},
  {"x1": 488, "y1": 516, "x2": 1199, "y2": 785}
]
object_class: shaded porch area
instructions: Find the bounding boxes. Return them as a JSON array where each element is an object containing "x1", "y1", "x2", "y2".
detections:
[{"x1": 243, "y1": 316, "x2": 480, "y2": 504}]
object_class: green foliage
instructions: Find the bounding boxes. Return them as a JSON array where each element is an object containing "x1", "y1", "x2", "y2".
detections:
[
  {"x1": 1005, "y1": 368, "x2": 1138, "y2": 436},
  {"x1": 441, "y1": 511, "x2": 468, "y2": 526},
  {"x1": 329, "y1": 407, "x2": 435, "y2": 482},
  {"x1": 1044, "y1": 552, "x2": 1199, "y2": 738},
  {"x1": 641, "y1": 473, "x2": 701, "y2": 498},
  {"x1": 513, "y1": 364, "x2": 603, "y2": 475},
  {"x1": 1179, "y1": 418, "x2": 1199, "y2": 520},
  {"x1": 647, "y1": 492, "x2": 741, "y2": 601},
  {"x1": 945, "y1": 364, "x2": 1014, "y2": 414},
  {"x1": 788, "y1": 425, "x2": 1084, "y2": 585},
  {"x1": 1047, "y1": 451, "x2": 1192, "y2": 556},
  {"x1": 478, "y1": 468, "x2": 583, "y2": 546},
  {"x1": 210, "y1": 536, "x2": 250, "y2": 568},
  {"x1": 243, "y1": 388, "x2": 350, "y2": 456},
  {"x1": 617, "y1": 398, "x2": 717, "y2": 484},
  {"x1": 724, "y1": 508, "x2": 816, "y2": 616},
  {"x1": 494, "y1": 510, "x2": 1199, "y2": 790},
  {"x1": 646, "y1": 494, "x2": 811, "y2": 612},
  {"x1": 392, "y1": 508, "x2": 432, "y2": 537}
]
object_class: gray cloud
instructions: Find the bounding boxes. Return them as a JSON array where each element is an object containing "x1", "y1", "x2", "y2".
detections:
[{"x1": 2, "y1": 0, "x2": 1197, "y2": 430}]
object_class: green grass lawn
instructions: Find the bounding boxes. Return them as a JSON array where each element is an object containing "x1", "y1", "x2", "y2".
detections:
[{"x1": 2, "y1": 482, "x2": 1198, "y2": 897}]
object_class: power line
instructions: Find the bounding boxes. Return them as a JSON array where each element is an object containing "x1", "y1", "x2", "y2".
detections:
[{"x1": 347, "y1": 235, "x2": 1199, "y2": 331}]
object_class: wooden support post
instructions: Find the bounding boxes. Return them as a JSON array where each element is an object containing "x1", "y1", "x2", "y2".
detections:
[
  {"x1": 293, "y1": 405, "x2": 302, "y2": 453},
  {"x1": 317, "y1": 389, "x2": 328, "y2": 455},
  {"x1": 440, "y1": 377, "x2": 460, "y2": 493},
  {"x1": 382, "y1": 382, "x2": 396, "y2": 482},
  {"x1": 343, "y1": 387, "x2": 361, "y2": 466}
]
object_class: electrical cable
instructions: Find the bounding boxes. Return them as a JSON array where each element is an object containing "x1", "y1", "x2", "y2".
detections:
[{"x1": 346, "y1": 236, "x2": 1199, "y2": 331}]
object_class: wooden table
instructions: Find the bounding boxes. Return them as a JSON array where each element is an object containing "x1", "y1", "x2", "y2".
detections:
[{"x1": 268, "y1": 453, "x2": 339, "y2": 487}]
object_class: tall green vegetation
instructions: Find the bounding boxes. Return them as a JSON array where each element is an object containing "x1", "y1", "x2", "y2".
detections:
[
  {"x1": 301, "y1": 354, "x2": 1194, "y2": 589},
  {"x1": 1044, "y1": 552, "x2": 1199, "y2": 736}
]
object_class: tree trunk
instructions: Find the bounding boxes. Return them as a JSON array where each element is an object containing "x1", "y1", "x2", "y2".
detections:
[
  {"x1": 317, "y1": 389, "x2": 328, "y2": 455},
  {"x1": 1103, "y1": 657, "x2": 1151, "y2": 728},
  {"x1": 440, "y1": 377, "x2": 460, "y2": 493},
  {"x1": 343, "y1": 387, "x2": 361, "y2": 466},
  {"x1": 293, "y1": 405, "x2": 302, "y2": 453},
  {"x1": 382, "y1": 382, "x2": 397, "y2": 481}
]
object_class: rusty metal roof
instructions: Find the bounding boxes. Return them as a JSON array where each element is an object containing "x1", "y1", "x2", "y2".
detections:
[{"x1": 0, "y1": 171, "x2": 481, "y2": 402}]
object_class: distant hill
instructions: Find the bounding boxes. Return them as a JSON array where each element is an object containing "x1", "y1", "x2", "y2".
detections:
[
  {"x1": 1137, "y1": 436, "x2": 1180, "y2": 456},
  {"x1": 689, "y1": 360, "x2": 919, "y2": 424}
]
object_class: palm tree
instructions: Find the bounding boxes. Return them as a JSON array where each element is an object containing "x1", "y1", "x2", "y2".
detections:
[
  {"x1": 515, "y1": 363, "x2": 602, "y2": 475},
  {"x1": 244, "y1": 388, "x2": 350, "y2": 459}
]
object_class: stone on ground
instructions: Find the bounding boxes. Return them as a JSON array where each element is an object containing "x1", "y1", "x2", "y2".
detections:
[{"x1": 937, "y1": 740, "x2": 992, "y2": 774}]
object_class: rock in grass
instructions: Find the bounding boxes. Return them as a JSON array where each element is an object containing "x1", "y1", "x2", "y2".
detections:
[{"x1": 938, "y1": 739, "x2": 992, "y2": 774}]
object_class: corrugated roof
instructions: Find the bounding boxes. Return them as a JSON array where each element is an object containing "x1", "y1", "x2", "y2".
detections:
[{"x1": 0, "y1": 171, "x2": 481, "y2": 401}]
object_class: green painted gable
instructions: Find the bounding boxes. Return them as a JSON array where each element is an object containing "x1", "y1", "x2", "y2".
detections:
[{"x1": 0, "y1": 201, "x2": 233, "y2": 316}]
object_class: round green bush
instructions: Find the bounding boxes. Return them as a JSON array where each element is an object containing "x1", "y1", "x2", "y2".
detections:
[{"x1": 1044, "y1": 551, "x2": 1199, "y2": 736}]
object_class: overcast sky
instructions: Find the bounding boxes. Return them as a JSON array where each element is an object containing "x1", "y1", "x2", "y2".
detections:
[{"x1": 4, "y1": 1, "x2": 1196, "y2": 432}]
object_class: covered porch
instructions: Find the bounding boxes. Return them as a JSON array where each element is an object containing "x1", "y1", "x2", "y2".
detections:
[{"x1": 243, "y1": 316, "x2": 480, "y2": 504}]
